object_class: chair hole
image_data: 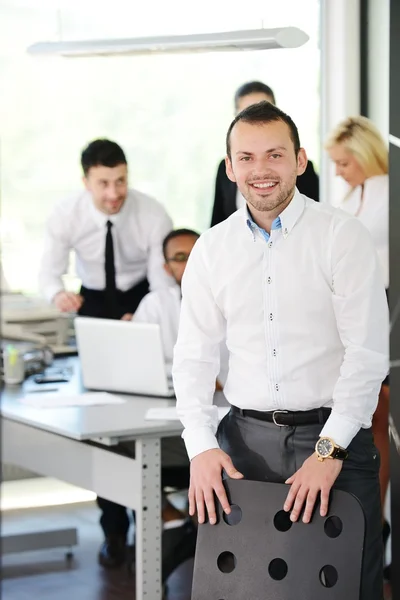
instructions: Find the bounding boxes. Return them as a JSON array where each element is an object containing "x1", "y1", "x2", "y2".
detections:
[
  {"x1": 319, "y1": 565, "x2": 338, "y2": 588},
  {"x1": 268, "y1": 558, "x2": 288, "y2": 580},
  {"x1": 223, "y1": 504, "x2": 242, "y2": 526},
  {"x1": 217, "y1": 551, "x2": 236, "y2": 573},
  {"x1": 273, "y1": 510, "x2": 293, "y2": 532},
  {"x1": 324, "y1": 516, "x2": 343, "y2": 538}
]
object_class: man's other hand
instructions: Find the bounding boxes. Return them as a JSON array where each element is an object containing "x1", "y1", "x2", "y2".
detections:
[
  {"x1": 284, "y1": 453, "x2": 343, "y2": 523},
  {"x1": 189, "y1": 448, "x2": 243, "y2": 526},
  {"x1": 121, "y1": 313, "x2": 133, "y2": 321}
]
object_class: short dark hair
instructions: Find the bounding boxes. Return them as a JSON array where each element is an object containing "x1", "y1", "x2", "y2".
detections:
[
  {"x1": 234, "y1": 81, "x2": 276, "y2": 110},
  {"x1": 162, "y1": 228, "x2": 200, "y2": 260},
  {"x1": 226, "y1": 101, "x2": 301, "y2": 160},
  {"x1": 81, "y1": 139, "x2": 127, "y2": 175}
]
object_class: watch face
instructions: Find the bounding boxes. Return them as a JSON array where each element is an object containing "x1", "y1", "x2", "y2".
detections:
[{"x1": 317, "y1": 438, "x2": 334, "y2": 457}]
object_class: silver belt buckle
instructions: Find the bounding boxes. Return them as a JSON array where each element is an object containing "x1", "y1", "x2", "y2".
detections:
[{"x1": 272, "y1": 410, "x2": 289, "y2": 426}]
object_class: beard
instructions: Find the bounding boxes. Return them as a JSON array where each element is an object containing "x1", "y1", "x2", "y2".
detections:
[{"x1": 241, "y1": 170, "x2": 297, "y2": 213}]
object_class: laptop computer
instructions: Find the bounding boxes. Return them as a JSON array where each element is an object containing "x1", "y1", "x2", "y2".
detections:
[{"x1": 74, "y1": 317, "x2": 175, "y2": 398}]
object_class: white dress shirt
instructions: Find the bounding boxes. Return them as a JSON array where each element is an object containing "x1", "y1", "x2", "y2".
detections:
[
  {"x1": 134, "y1": 286, "x2": 182, "y2": 364},
  {"x1": 173, "y1": 190, "x2": 389, "y2": 460},
  {"x1": 339, "y1": 174, "x2": 389, "y2": 288},
  {"x1": 39, "y1": 189, "x2": 173, "y2": 303},
  {"x1": 134, "y1": 285, "x2": 229, "y2": 383}
]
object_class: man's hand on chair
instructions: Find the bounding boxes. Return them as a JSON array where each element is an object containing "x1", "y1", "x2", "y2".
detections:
[
  {"x1": 189, "y1": 449, "x2": 243, "y2": 526},
  {"x1": 284, "y1": 453, "x2": 343, "y2": 523}
]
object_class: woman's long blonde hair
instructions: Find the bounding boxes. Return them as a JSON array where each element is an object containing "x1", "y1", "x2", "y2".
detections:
[{"x1": 325, "y1": 116, "x2": 388, "y2": 181}]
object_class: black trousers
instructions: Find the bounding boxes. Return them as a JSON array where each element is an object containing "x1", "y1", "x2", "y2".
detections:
[
  {"x1": 217, "y1": 410, "x2": 383, "y2": 600},
  {"x1": 78, "y1": 278, "x2": 150, "y2": 320}
]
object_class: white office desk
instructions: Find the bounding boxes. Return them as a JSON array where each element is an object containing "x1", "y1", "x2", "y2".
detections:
[{"x1": 1, "y1": 356, "x2": 196, "y2": 600}]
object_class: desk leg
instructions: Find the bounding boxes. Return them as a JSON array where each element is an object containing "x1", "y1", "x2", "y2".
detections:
[{"x1": 135, "y1": 437, "x2": 162, "y2": 600}]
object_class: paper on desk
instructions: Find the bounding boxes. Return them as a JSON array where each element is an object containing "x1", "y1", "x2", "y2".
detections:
[
  {"x1": 20, "y1": 392, "x2": 126, "y2": 409},
  {"x1": 145, "y1": 406, "x2": 230, "y2": 421}
]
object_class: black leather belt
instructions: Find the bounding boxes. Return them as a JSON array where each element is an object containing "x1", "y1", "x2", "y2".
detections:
[{"x1": 231, "y1": 405, "x2": 331, "y2": 426}]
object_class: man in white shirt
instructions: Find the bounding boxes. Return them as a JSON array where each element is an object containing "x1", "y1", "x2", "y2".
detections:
[
  {"x1": 173, "y1": 102, "x2": 389, "y2": 599},
  {"x1": 134, "y1": 227, "x2": 227, "y2": 382},
  {"x1": 134, "y1": 228, "x2": 201, "y2": 582},
  {"x1": 133, "y1": 228, "x2": 230, "y2": 582},
  {"x1": 134, "y1": 228, "x2": 198, "y2": 361},
  {"x1": 39, "y1": 139, "x2": 173, "y2": 569},
  {"x1": 39, "y1": 139, "x2": 173, "y2": 320}
]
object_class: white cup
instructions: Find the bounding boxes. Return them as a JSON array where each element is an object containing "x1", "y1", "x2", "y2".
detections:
[{"x1": 3, "y1": 345, "x2": 25, "y2": 385}]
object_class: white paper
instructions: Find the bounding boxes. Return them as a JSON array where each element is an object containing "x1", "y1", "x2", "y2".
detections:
[
  {"x1": 145, "y1": 406, "x2": 230, "y2": 421},
  {"x1": 19, "y1": 392, "x2": 126, "y2": 409}
]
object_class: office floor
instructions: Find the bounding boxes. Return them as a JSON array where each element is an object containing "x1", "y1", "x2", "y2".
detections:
[{"x1": 1, "y1": 501, "x2": 193, "y2": 600}]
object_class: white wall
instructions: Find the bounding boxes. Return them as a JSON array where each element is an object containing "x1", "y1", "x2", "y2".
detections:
[{"x1": 320, "y1": 0, "x2": 360, "y2": 205}]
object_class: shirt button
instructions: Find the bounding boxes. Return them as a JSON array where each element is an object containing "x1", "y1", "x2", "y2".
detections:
[
  {"x1": 269, "y1": 313, "x2": 274, "y2": 321},
  {"x1": 268, "y1": 241, "x2": 273, "y2": 248},
  {"x1": 275, "y1": 383, "x2": 279, "y2": 391},
  {"x1": 272, "y1": 349, "x2": 277, "y2": 356},
  {"x1": 267, "y1": 277, "x2": 272, "y2": 284}
]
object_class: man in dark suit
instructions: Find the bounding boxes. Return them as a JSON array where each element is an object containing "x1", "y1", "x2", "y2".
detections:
[{"x1": 211, "y1": 81, "x2": 320, "y2": 227}]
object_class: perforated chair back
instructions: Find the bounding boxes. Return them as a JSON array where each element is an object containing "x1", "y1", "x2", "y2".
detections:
[{"x1": 192, "y1": 479, "x2": 365, "y2": 600}]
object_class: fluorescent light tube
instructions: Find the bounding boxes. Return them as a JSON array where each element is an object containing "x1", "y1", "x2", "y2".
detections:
[{"x1": 27, "y1": 27, "x2": 309, "y2": 58}]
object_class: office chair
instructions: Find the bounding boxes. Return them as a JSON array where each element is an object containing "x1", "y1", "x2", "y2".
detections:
[{"x1": 192, "y1": 479, "x2": 365, "y2": 599}]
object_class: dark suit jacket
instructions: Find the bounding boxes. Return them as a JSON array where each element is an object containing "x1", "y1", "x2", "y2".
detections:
[{"x1": 210, "y1": 159, "x2": 320, "y2": 227}]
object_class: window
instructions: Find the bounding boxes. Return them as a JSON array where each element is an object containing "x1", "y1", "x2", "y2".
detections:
[{"x1": 0, "y1": 0, "x2": 320, "y2": 293}]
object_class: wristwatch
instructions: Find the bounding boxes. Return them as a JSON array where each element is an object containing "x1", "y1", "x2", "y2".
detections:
[{"x1": 315, "y1": 437, "x2": 348, "y2": 461}]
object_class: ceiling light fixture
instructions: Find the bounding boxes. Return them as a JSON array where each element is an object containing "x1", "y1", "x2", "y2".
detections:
[{"x1": 27, "y1": 27, "x2": 309, "y2": 58}]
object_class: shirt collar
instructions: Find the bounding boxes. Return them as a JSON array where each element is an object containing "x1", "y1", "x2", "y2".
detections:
[
  {"x1": 279, "y1": 187, "x2": 305, "y2": 238},
  {"x1": 244, "y1": 187, "x2": 305, "y2": 240},
  {"x1": 246, "y1": 210, "x2": 281, "y2": 238},
  {"x1": 86, "y1": 190, "x2": 127, "y2": 229}
]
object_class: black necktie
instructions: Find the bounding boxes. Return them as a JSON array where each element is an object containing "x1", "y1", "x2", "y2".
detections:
[{"x1": 104, "y1": 220, "x2": 118, "y2": 318}]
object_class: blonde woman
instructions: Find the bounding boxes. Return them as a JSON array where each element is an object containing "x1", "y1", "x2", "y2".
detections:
[{"x1": 326, "y1": 115, "x2": 390, "y2": 533}]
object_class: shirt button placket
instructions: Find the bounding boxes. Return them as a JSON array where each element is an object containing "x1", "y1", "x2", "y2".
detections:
[{"x1": 268, "y1": 234, "x2": 280, "y2": 403}]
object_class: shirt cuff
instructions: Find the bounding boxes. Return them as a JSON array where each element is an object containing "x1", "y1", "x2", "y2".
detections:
[
  {"x1": 319, "y1": 411, "x2": 361, "y2": 449},
  {"x1": 43, "y1": 284, "x2": 64, "y2": 305},
  {"x1": 182, "y1": 426, "x2": 220, "y2": 461}
]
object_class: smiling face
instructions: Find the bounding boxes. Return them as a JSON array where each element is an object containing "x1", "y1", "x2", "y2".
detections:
[
  {"x1": 83, "y1": 163, "x2": 128, "y2": 215},
  {"x1": 225, "y1": 119, "x2": 307, "y2": 215},
  {"x1": 328, "y1": 143, "x2": 366, "y2": 187}
]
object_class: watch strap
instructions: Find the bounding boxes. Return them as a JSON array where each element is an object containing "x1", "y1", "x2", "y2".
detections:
[{"x1": 331, "y1": 446, "x2": 348, "y2": 460}]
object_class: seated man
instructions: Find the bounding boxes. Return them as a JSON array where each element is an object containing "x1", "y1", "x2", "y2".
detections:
[
  {"x1": 133, "y1": 229, "x2": 227, "y2": 581},
  {"x1": 135, "y1": 228, "x2": 199, "y2": 361},
  {"x1": 134, "y1": 228, "x2": 228, "y2": 384}
]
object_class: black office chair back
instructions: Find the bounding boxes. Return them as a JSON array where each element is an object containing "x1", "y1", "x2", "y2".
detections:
[{"x1": 192, "y1": 479, "x2": 364, "y2": 600}]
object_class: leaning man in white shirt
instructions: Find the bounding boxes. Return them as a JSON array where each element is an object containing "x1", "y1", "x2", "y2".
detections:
[
  {"x1": 173, "y1": 102, "x2": 389, "y2": 600},
  {"x1": 38, "y1": 139, "x2": 173, "y2": 569},
  {"x1": 39, "y1": 138, "x2": 172, "y2": 320}
]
